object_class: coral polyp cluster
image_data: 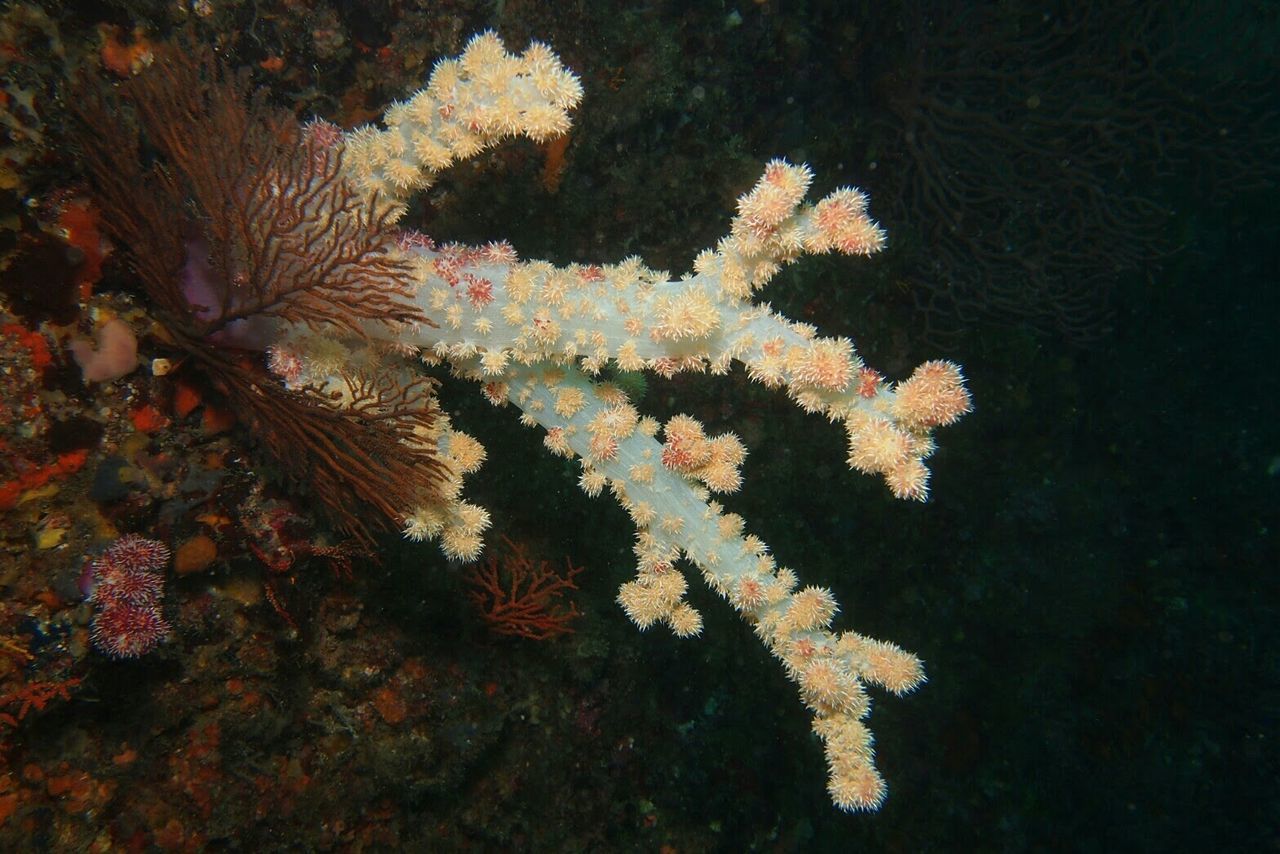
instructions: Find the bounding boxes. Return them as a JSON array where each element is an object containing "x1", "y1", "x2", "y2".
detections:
[{"x1": 72, "y1": 31, "x2": 970, "y2": 811}]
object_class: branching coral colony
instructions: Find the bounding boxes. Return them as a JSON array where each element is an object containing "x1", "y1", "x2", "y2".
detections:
[{"x1": 77, "y1": 33, "x2": 971, "y2": 811}]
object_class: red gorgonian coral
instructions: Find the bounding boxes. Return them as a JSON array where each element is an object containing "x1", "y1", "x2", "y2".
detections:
[
  {"x1": 68, "y1": 45, "x2": 451, "y2": 544},
  {"x1": 464, "y1": 537, "x2": 585, "y2": 640}
]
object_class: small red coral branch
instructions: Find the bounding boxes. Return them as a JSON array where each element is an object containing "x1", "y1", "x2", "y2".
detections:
[
  {"x1": 0, "y1": 677, "x2": 82, "y2": 729},
  {"x1": 465, "y1": 537, "x2": 584, "y2": 640}
]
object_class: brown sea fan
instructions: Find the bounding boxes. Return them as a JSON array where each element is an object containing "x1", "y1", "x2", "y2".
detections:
[{"x1": 68, "y1": 43, "x2": 448, "y2": 545}]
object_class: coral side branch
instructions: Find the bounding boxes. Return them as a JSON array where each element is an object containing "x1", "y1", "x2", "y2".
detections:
[
  {"x1": 338, "y1": 162, "x2": 968, "y2": 500},
  {"x1": 342, "y1": 30, "x2": 582, "y2": 203},
  {"x1": 482, "y1": 360, "x2": 926, "y2": 810}
]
